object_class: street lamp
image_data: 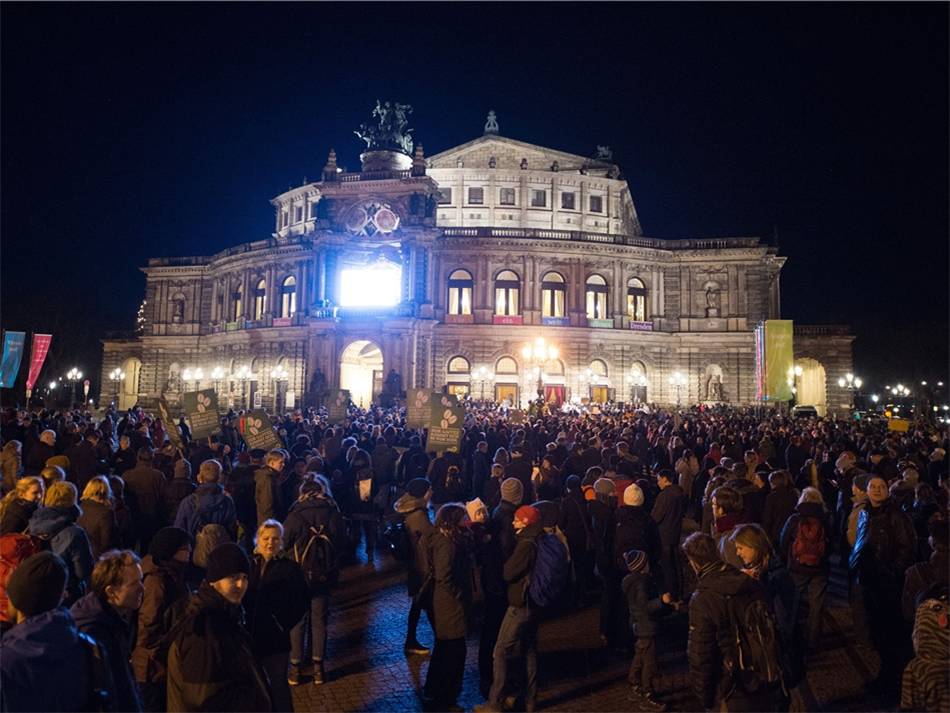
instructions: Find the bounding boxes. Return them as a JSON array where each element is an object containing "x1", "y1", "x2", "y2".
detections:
[
  {"x1": 182, "y1": 367, "x2": 203, "y2": 392},
  {"x1": 211, "y1": 366, "x2": 224, "y2": 395},
  {"x1": 837, "y1": 373, "x2": 862, "y2": 390},
  {"x1": 474, "y1": 366, "x2": 493, "y2": 401},
  {"x1": 521, "y1": 337, "x2": 558, "y2": 406},
  {"x1": 109, "y1": 368, "x2": 125, "y2": 405},
  {"x1": 66, "y1": 368, "x2": 83, "y2": 405},
  {"x1": 270, "y1": 365, "x2": 289, "y2": 414},
  {"x1": 668, "y1": 371, "x2": 687, "y2": 406},
  {"x1": 631, "y1": 370, "x2": 648, "y2": 405},
  {"x1": 236, "y1": 365, "x2": 251, "y2": 409}
]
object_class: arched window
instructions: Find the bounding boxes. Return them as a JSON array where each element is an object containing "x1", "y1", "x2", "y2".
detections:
[
  {"x1": 447, "y1": 356, "x2": 471, "y2": 375},
  {"x1": 590, "y1": 359, "x2": 608, "y2": 377},
  {"x1": 494, "y1": 270, "x2": 520, "y2": 316},
  {"x1": 547, "y1": 359, "x2": 565, "y2": 376},
  {"x1": 232, "y1": 287, "x2": 243, "y2": 321},
  {"x1": 280, "y1": 276, "x2": 296, "y2": 318},
  {"x1": 627, "y1": 277, "x2": 648, "y2": 322},
  {"x1": 585, "y1": 274, "x2": 608, "y2": 320},
  {"x1": 541, "y1": 271, "x2": 566, "y2": 318},
  {"x1": 447, "y1": 269, "x2": 473, "y2": 315},
  {"x1": 253, "y1": 279, "x2": 267, "y2": 320},
  {"x1": 495, "y1": 356, "x2": 518, "y2": 376}
]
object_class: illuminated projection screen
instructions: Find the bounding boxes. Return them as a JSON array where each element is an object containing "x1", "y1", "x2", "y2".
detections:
[{"x1": 339, "y1": 263, "x2": 402, "y2": 307}]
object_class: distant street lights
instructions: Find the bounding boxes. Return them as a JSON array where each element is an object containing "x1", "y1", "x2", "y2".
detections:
[
  {"x1": 837, "y1": 373, "x2": 863, "y2": 391},
  {"x1": 109, "y1": 368, "x2": 125, "y2": 404},
  {"x1": 474, "y1": 366, "x2": 494, "y2": 401},
  {"x1": 211, "y1": 366, "x2": 224, "y2": 395},
  {"x1": 236, "y1": 365, "x2": 251, "y2": 409},
  {"x1": 182, "y1": 367, "x2": 203, "y2": 392},
  {"x1": 66, "y1": 368, "x2": 83, "y2": 405},
  {"x1": 668, "y1": 371, "x2": 687, "y2": 406},
  {"x1": 270, "y1": 365, "x2": 289, "y2": 414},
  {"x1": 521, "y1": 337, "x2": 558, "y2": 405}
]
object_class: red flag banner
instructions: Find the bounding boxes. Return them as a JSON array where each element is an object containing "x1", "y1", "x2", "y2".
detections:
[{"x1": 25, "y1": 334, "x2": 52, "y2": 391}]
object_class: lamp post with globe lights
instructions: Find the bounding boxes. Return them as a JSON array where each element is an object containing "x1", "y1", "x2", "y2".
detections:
[
  {"x1": 236, "y1": 365, "x2": 251, "y2": 410},
  {"x1": 66, "y1": 368, "x2": 83, "y2": 406},
  {"x1": 270, "y1": 365, "x2": 289, "y2": 414},
  {"x1": 109, "y1": 368, "x2": 125, "y2": 405},
  {"x1": 521, "y1": 337, "x2": 558, "y2": 409},
  {"x1": 837, "y1": 373, "x2": 862, "y2": 409},
  {"x1": 631, "y1": 370, "x2": 648, "y2": 405},
  {"x1": 668, "y1": 371, "x2": 687, "y2": 407},
  {"x1": 473, "y1": 366, "x2": 493, "y2": 401},
  {"x1": 211, "y1": 366, "x2": 224, "y2": 396}
]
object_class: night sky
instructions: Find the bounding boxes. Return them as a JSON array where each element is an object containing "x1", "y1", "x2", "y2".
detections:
[{"x1": 2, "y1": 3, "x2": 947, "y2": 398}]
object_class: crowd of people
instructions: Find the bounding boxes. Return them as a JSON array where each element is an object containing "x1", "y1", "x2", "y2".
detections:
[{"x1": 0, "y1": 397, "x2": 947, "y2": 713}]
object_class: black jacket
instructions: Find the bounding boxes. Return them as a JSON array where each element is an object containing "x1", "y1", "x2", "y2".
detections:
[
  {"x1": 622, "y1": 570, "x2": 668, "y2": 638},
  {"x1": 849, "y1": 498, "x2": 917, "y2": 583},
  {"x1": 504, "y1": 522, "x2": 542, "y2": 607},
  {"x1": 778, "y1": 502, "x2": 832, "y2": 575},
  {"x1": 283, "y1": 495, "x2": 345, "y2": 594},
  {"x1": 557, "y1": 489, "x2": 592, "y2": 556},
  {"x1": 123, "y1": 462, "x2": 167, "y2": 521},
  {"x1": 613, "y1": 505, "x2": 661, "y2": 575},
  {"x1": 77, "y1": 498, "x2": 119, "y2": 559},
  {"x1": 651, "y1": 484, "x2": 685, "y2": 547},
  {"x1": 491, "y1": 500, "x2": 519, "y2": 563},
  {"x1": 429, "y1": 527, "x2": 474, "y2": 639},
  {"x1": 761, "y1": 485, "x2": 800, "y2": 547},
  {"x1": 245, "y1": 553, "x2": 310, "y2": 658},
  {"x1": 65, "y1": 440, "x2": 102, "y2": 491}
]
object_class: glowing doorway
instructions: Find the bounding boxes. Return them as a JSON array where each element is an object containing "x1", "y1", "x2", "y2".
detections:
[
  {"x1": 340, "y1": 340, "x2": 383, "y2": 408},
  {"x1": 794, "y1": 358, "x2": 827, "y2": 416}
]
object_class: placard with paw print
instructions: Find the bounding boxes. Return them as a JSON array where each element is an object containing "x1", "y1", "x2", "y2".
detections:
[
  {"x1": 238, "y1": 409, "x2": 284, "y2": 450},
  {"x1": 406, "y1": 387, "x2": 433, "y2": 428},
  {"x1": 327, "y1": 389, "x2": 351, "y2": 424},
  {"x1": 182, "y1": 389, "x2": 221, "y2": 439},
  {"x1": 427, "y1": 398, "x2": 463, "y2": 453}
]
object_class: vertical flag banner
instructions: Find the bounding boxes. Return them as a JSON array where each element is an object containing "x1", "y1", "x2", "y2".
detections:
[
  {"x1": 0, "y1": 331, "x2": 26, "y2": 388},
  {"x1": 764, "y1": 320, "x2": 794, "y2": 402},
  {"x1": 754, "y1": 324, "x2": 765, "y2": 401},
  {"x1": 25, "y1": 334, "x2": 52, "y2": 393}
]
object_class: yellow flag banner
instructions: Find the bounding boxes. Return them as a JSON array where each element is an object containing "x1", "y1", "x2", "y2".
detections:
[
  {"x1": 765, "y1": 320, "x2": 794, "y2": 402},
  {"x1": 888, "y1": 418, "x2": 911, "y2": 433}
]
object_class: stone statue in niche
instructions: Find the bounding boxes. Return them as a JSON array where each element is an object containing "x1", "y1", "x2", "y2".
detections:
[
  {"x1": 172, "y1": 299, "x2": 185, "y2": 324},
  {"x1": 707, "y1": 373, "x2": 723, "y2": 402},
  {"x1": 704, "y1": 287, "x2": 721, "y2": 317}
]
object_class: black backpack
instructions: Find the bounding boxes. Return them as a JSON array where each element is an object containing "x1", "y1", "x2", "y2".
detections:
[
  {"x1": 723, "y1": 592, "x2": 788, "y2": 694},
  {"x1": 382, "y1": 518, "x2": 411, "y2": 562},
  {"x1": 293, "y1": 525, "x2": 338, "y2": 590},
  {"x1": 78, "y1": 631, "x2": 115, "y2": 712}
]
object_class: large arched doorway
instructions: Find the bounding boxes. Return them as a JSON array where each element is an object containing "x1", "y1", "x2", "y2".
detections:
[
  {"x1": 795, "y1": 357, "x2": 827, "y2": 416},
  {"x1": 340, "y1": 340, "x2": 383, "y2": 408},
  {"x1": 120, "y1": 357, "x2": 142, "y2": 411}
]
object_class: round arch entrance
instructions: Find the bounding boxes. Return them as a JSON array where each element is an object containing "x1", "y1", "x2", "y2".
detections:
[
  {"x1": 795, "y1": 357, "x2": 827, "y2": 416},
  {"x1": 340, "y1": 340, "x2": 383, "y2": 408},
  {"x1": 119, "y1": 357, "x2": 141, "y2": 411}
]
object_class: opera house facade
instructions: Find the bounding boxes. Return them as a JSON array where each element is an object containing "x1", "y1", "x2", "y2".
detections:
[{"x1": 101, "y1": 106, "x2": 853, "y2": 415}]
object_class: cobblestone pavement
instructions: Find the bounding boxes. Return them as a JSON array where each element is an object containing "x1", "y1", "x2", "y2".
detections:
[{"x1": 292, "y1": 547, "x2": 888, "y2": 713}]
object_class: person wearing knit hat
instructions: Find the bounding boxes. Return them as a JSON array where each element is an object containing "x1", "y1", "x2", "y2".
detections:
[
  {"x1": 205, "y1": 543, "x2": 251, "y2": 590},
  {"x1": 393, "y1": 476, "x2": 436, "y2": 655},
  {"x1": 149, "y1": 526, "x2": 192, "y2": 564},
  {"x1": 466, "y1": 497, "x2": 488, "y2": 524},
  {"x1": 513, "y1": 504, "x2": 540, "y2": 529},
  {"x1": 1, "y1": 552, "x2": 100, "y2": 713},
  {"x1": 594, "y1": 477, "x2": 616, "y2": 499},
  {"x1": 406, "y1": 477, "x2": 431, "y2": 499},
  {"x1": 501, "y1": 477, "x2": 524, "y2": 506},
  {"x1": 621, "y1": 547, "x2": 672, "y2": 710},
  {"x1": 624, "y1": 483, "x2": 645, "y2": 507},
  {"x1": 623, "y1": 548, "x2": 649, "y2": 574}
]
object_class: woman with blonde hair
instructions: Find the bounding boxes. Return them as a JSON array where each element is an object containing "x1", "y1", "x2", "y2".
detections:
[
  {"x1": 78, "y1": 475, "x2": 119, "y2": 558},
  {"x1": 0, "y1": 476, "x2": 43, "y2": 525},
  {"x1": 0, "y1": 476, "x2": 45, "y2": 631},
  {"x1": 27, "y1": 480, "x2": 94, "y2": 605}
]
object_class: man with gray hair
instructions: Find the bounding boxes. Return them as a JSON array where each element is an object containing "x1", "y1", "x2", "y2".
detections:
[
  {"x1": 174, "y1": 459, "x2": 237, "y2": 539},
  {"x1": 25, "y1": 429, "x2": 57, "y2": 475}
]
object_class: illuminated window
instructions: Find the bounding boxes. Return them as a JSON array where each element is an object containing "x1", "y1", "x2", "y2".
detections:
[
  {"x1": 590, "y1": 359, "x2": 608, "y2": 377},
  {"x1": 496, "y1": 356, "x2": 518, "y2": 375},
  {"x1": 627, "y1": 277, "x2": 648, "y2": 322},
  {"x1": 254, "y1": 279, "x2": 267, "y2": 320},
  {"x1": 280, "y1": 276, "x2": 296, "y2": 318},
  {"x1": 561, "y1": 192, "x2": 575, "y2": 210},
  {"x1": 437, "y1": 188, "x2": 453, "y2": 204},
  {"x1": 585, "y1": 274, "x2": 608, "y2": 320},
  {"x1": 447, "y1": 269, "x2": 473, "y2": 315},
  {"x1": 499, "y1": 187, "x2": 516, "y2": 205},
  {"x1": 589, "y1": 195, "x2": 603, "y2": 213},
  {"x1": 494, "y1": 270, "x2": 520, "y2": 316},
  {"x1": 530, "y1": 190, "x2": 546, "y2": 207},
  {"x1": 232, "y1": 289, "x2": 243, "y2": 321},
  {"x1": 541, "y1": 271, "x2": 566, "y2": 318},
  {"x1": 547, "y1": 359, "x2": 565, "y2": 376},
  {"x1": 468, "y1": 187, "x2": 484, "y2": 205},
  {"x1": 448, "y1": 356, "x2": 471, "y2": 374}
]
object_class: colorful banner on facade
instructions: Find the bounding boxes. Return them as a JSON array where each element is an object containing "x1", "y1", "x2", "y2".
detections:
[
  {"x1": 764, "y1": 320, "x2": 794, "y2": 402},
  {"x1": 239, "y1": 409, "x2": 285, "y2": 450},
  {"x1": 327, "y1": 390, "x2": 350, "y2": 423},
  {"x1": 0, "y1": 331, "x2": 26, "y2": 388},
  {"x1": 754, "y1": 324, "x2": 765, "y2": 401},
  {"x1": 25, "y1": 334, "x2": 52, "y2": 392},
  {"x1": 158, "y1": 396, "x2": 184, "y2": 451},
  {"x1": 182, "y1": 389, "x2": 221, "y2": 439},
  {"x1": 427, "y1": 394, "x2": 464, "y2": 453}
]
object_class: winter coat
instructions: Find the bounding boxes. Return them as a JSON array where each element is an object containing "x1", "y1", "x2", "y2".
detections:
[
  {"x1": 903, "y1": 549, "x2": 950, "y2": 622},
  {"x1": 687, "y1": 561, "x2": 767, "y2": 709},
  {"x1": 245, "y1": 553, "x2": 310, "y2": 658},
  {"x1": 65, "y1": 440, "x2": 101, "y2": 492},
  {"x1": 253, "y1": 466, "x2": 282, "y2": 527},
  {"x1": 0, "y1": 532, "x2": 40, "y2": 623},
  {"x1": 778, "y1": 502, "x2": 831, "y2": 575},
  {"x1": 77, "y1": 498, "x2": 119, "y2": 559},
  {"x1": 24, "y1": 441, "x2": 54, "y2": 476},
  {"x1": 1, "y1": 447, "x2": 22, "y2": 494},
  {"x1": 622, "y1": 570, "x2": 668, "y2": 638},
  {"x1": 162, "y1": 476, "x2": 196, "y2": 525},
  {"x1": 173, "y1": 483, "x2": 237, "y2": 539},
  {"x1": 588, "y1": 498, "x2": 615, "y2": 577},
  {"x1": 393, "y1": 493, "x2": 432, "y2": 597},
  {"x1": 504, "y1": 521, "x2": 542, "y2": 607},
  {"x1": 0, "y1": 607, "x2": 97, "y2": 712},
  {"x1": 651, "y1": 483, "x2": 685, "y2": 547},
  {"x1": 27, "y1": 505, "x2": 94, "y2": 605},
  {"x1": 111, "y1": 446, "x2": 137, "y2": 476},
  {"x1": 165, "y1": 581, "x2": 272, "y2": 712},
  {"x1": 283, "y1": 495, "x2": 345, "y2": 592},
  {"x1": 613, "y1": 505, "x2": 661, "y2": 575},
  {"x1": 429, "y1": 527, "x2": 474, "y2": 639},
  {"x1": 505, "y1": 458, "x2": 534, "y2": 502},
  {"x1": 227, "y1": 464, "x2": 258, "y2": 528},
  {"x1": 557, "y1": 489, "x2": 592, "y2": 557},
  {"x1": 123, "y1": 462, "x2": 167, "y2": 522},
  {"x1": 849, "y1": 498, "x2": 917, "y2": 584},
  {"x1": 131, "y1": 554, "x2": 190, "y2": 683},
  {"x1": 761, "y1": 485, "x2": 800, "y2": 547},
  {"x1": 900, "y1": 597, "x2": 950, "y2": 713},
  {"x1": 71, "y1": 591, "x2": 143, "y2": 712}
]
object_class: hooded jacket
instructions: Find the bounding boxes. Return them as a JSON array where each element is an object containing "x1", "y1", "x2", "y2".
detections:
[
  {"x1": 244, "y1": 553, "x2": 310, "y2": 658},
  {"x1": 687, "y1": 561, "x2": 766, "y2": 709},
  {"x1": 849, "y1": 498, "x2": 917, "y2": 582},
  {"x1": 0, "y1": 607, "x2": 98, "y2": 711},
  {"x1": 613, "y1": 505, "x2": 661, "y2": 575},
  {"x1": 165, "y1": 582, "x2": 272, "y2": 712},
  {"x1": 27, "y1": 505, "x2": 94, "y2": 605},
  {"x1": 71, "y1": 591, "x2": 143, "y2": 712},
  {"x1": 131, "y1": 554, "x2": 190, "y2": 683},
  {"x1": 173, "y1": 483, "x2": 237, "y2": 539},
  {"x1": 504, "y1": 521, "x2": 542, "y2": 607},
  {"x1": 393, "y1": 493, "x2": 432, "y2": 596}
]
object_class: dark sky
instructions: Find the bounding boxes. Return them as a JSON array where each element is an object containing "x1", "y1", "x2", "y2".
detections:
[{"x1": 2, "y1": 3, "x2": 947, "y2": 396}]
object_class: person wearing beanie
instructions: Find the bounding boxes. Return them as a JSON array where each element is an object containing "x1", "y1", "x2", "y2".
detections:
[
  {"x1": 500, "y1": 477, "x2": 524, "y2": 507},
  {"x1": 1, "y1": 552, "x2": 106, "y2": 712},
  {"x1": 132, "y1": 527, "x2": 193, "y2": 711},
  {"x1": 558, "y1": 474, "x2": 595, "y2": 607},
  {"x1": 71, "y1": 550, "x2": 146, "y2": 713},
  {"x1": 466, "y1": 497, "x2": 489, "y2": 524},
  {"x1": 483, "y1": 463, "x2": 506, "y2": 510},
  {"x1": 622, "y1": 546, "x2": 672, "y2": 711},
  {"x1": 624, "y1": 483, "x2": 645, "y2": 507},
  {"x1": 166, "y1": 542, "x2": 272, "y2": 712},
  {"x1": 393, "y1": 477, "x2": 434, "y2": 655},
  {"x1": 162, "y1": 458, "x2": 196, "y2": 524}
]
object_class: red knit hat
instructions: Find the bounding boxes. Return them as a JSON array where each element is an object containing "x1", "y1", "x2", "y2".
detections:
[{"x1": 514, "y1": 505, "x2": 540, "y2": 526}]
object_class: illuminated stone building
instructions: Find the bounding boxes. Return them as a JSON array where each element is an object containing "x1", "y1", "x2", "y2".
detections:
[{"x1": 101, "y1": 108, "x2": 854, "y2": 415}]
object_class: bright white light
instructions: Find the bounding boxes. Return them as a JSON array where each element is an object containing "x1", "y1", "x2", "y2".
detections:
[{"x1": 340, "y1": 264, "x2": 401, "y2": 307}]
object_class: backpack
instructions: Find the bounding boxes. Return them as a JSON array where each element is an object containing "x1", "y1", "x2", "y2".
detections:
[
  {"x1": 527, "y1": 533, "x2": 571, "y2": 610},
  {"x1": 791, "y1": 516, "x2": 826, "y2": 567},
  {"x1": 382, "y1": 518, "x2": 411, "y2": 562},
  {"x1": 724, "y1": 593, "x2": 787, "y2": 693},
  {"x1": 293, "y1": 525, "x2": 338, "y2": 590},
  {"x1": 193, "y1": 524, "x2": 232, "y2": 570},
  {"x1": 79, "y1": 630, "x2": 116, "y2": 712},
  {"x1": 0, "y1": 534, "x2": 41, "y2": 621}
]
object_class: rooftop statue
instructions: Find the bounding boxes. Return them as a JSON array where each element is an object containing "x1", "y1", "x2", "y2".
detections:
[
  {"x1": 484, "y1": 110, "x2": 499, "y2": 135},
  {"x1": 595, "y1": 145, "x2": 613, "y2": 160},
  {"x1": 355, "y1": 100, "x2": 414, "y2": 155}
]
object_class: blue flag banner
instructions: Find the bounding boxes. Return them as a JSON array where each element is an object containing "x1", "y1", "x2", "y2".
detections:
[{"x1": 0, "y1": 331, "x2": 26, "y2": 388}]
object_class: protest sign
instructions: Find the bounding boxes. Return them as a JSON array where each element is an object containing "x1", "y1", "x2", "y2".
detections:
[
  {"x1": 327, "y1": 389, "x2": 350, "y2": 423},
  {"x1": 239, "y1": 409, "x2": 285, "y2": 450},
  {"x1": 182, "y1": 389, "x2": 221, "y2": 439},
  {"x1": 427, "y1": 394, "x2": 463, "y2": 453}
]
